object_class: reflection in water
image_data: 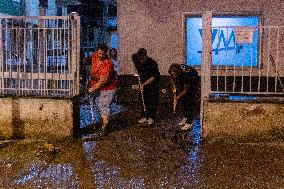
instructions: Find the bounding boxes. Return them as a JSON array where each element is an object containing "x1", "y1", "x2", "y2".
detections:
[
  {"x1": 13, "y1": 161, "x2": 79, "y2": 188},
  {"x1": 82, "y1": 141, "x2": 145, "y2": 188},
  {"x1": 191, "y1": 117, "x2": 202, "y2": 146},
  {"x1": 188, "y1": 118, "x2": 202, "y2": 183},
  {"x1": 80, "y1": 115, "x2": 203, "y2": 188},
  {"x1": 229, "y1": 95, "x2": 257, "y2": 101},
  {"x1": 7, "y1": 104, "x2": 202, "y2": 188},
  {"x1": 81, "y1": 133, "x2": 99, "y2": 140},
  {"x1": 158, "y1": 176, "x2": 169, "y2": 188},
  {"x1": 210, "y1": 93, "x2": 257, "y2": 101},
  {"x1": 83, "y1": 141, "x2": 97, "y2": 162},
  {"x1": 80, "y1": 104, "x2": 100, "y2": 128},
  {"x1": 80, "y1": 96, "x2": 124, "y2": 129},
  {"x1": 176, "y1": 117, "x2": 202, "y2": 187}
]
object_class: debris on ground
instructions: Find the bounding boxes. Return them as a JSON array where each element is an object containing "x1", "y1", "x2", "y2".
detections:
[{"x1": 35, "y1": 142, "x2": 60, "y2": 157}]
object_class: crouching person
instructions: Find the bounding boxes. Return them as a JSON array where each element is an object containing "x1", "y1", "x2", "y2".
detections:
[
  {"x1": 88, "y1": 44, "x2": 117, "y2": 136},
  {"x1": 168, "y1": 63, "x2": 199, "y2": 131}
]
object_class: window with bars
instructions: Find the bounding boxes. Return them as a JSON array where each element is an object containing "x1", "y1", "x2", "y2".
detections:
[{"x1": 185, "y1": 15, "x2": 259, "y2": 67}]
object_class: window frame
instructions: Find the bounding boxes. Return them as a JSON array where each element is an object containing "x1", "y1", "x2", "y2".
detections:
[{"x1": 182, "y1": 12, "x2": 263, "y2": 70}]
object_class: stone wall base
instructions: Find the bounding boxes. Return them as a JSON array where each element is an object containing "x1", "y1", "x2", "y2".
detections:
[
  {"x1": 0, "y1": 98, "x2": 74, "y2": 140},
  {"x1": 202, "y1": 99, "x2": 284, "y2": 142}
]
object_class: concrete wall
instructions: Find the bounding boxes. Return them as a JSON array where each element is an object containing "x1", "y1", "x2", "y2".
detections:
[
  {"x1": 0, "y1": 98, "x2": 13, "y2": 140},
  {"x1": 0, "y1": 98, "x2": 74, "y2": 140},
  {"x1": 117, "y1": 0, "x2": 284, "y2": 75},
  {"x1": 202, "y1": 99, "x2": 284, "y2": 142}
]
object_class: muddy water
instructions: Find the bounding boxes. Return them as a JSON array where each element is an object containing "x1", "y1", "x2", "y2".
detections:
[
  {"x1": 1, "y1": 118, "x2": 284, "y2": 188},
  {"x1": 1, "y1": 96, "x2": 284, "y2": 188}
]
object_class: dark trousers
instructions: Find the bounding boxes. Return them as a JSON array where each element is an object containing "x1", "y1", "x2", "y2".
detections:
[
  {"x1": 180, "y1": 95, "x2": 199, "y2": 124},
  {"x1": 140, "y1": 88, "x2": 159, "y2": 119}
]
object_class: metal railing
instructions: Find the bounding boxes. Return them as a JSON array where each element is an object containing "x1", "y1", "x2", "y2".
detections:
[
  {"x1": 202, "y1": 25, "x2": 284, "y2": 96},
  {"x1": 0, "y1": 13, "x2": 80, "y2": 98}
]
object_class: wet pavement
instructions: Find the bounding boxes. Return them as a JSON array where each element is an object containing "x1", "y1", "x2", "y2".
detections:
[{"x1": 1, "y1": 97, "x2": 284, "y2": 188}]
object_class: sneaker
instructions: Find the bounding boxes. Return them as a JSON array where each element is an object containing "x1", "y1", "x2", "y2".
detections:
[
  {"x1": 180, "y1": 123, "x2": 192, "y2": 131},
  {"x1": 178, "y1": 118, "x2": 188, "y2": 126},
  {"x1": 138, "y1": 117, "x2": 147, "y2": 124},
  {"x1": 147, "y1": 118, "x2": 154, "y2": 125}
]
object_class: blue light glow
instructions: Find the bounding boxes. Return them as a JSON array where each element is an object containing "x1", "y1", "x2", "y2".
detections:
[
  {"x1": 107, "y1": 18, "x2": 117, "y2": 28},
  {"x1": 109, "y1": 33, "x2": 118, "y2": 49},
  {"x1": 13, "y1": 162, "x2": 79, "y2": 188},
  {"x1": 229, "y1": 95, "x2": 257, "y2": 101},
  {"x1": 186, "y1": 16, "x2": 259, "y2": 66}
]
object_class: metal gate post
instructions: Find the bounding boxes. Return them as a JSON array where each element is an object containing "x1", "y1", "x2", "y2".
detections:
[
  {"x1": 0, "y1": 23, "x2": 3, "y2": 95},
  {"x1": 70, "y1": 12, "x2": 80, "y2": 96},
  {"x1": 200, "y1": 11, "x2": 212, "y2": 135}
]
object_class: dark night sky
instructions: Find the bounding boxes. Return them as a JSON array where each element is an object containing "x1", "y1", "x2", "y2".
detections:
[{"x1": 68, "y1": 0, "x2": 117, "y2": 27}]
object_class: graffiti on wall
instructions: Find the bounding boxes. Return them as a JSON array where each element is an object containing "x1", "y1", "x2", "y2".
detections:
[{"x1": 186, "y1": 16, "x2": 259, "y2": 66}]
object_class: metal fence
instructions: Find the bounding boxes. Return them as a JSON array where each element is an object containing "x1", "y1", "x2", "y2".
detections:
[
  {"x1": 0, "y1": 13, "x2": 80, "y2": 98},
  {"x1": 203, "y1": 24, "x2": 284, "y2": 96}
]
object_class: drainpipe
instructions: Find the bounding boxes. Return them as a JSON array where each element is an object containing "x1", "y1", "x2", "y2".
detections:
[
  {"x1": 26, "y1": 0, "x2": 30, "y2": 16},
  {"x1": 39, "y1": 0, "x2": 48, "y2": 16},
  {"x1": 20, "y1": 0, "x2": 25, "y2": 15},
  {"x1": 39, "y1": 6, "x2": 46, "y2": 17},
  {"x1": 101, "y1": 1, "x2": 109, "y2": 44}
]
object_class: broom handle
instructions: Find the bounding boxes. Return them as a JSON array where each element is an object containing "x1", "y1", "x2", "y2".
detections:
[
  {"x1": 171, "y1": 78, "x2": 177, "y2": 114},
  {"x1": 88, "y1": 94, "x2": 95, "y2": 121},
  {"x1": 137, "y1": 73, "x2": 147, "y2": 112},
  {"x1": 173, "y1": 94, "x2": 177, "y2": 114}
]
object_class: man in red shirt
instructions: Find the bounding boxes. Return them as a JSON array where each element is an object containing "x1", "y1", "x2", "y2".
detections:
[{"x1": 88, "y1": 44, "x2": 117, "y2": 136}]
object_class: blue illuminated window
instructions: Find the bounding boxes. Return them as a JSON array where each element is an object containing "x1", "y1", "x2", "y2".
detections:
[
  {"x1": 109, "y1": 32, "x2": 118, "y2": 49},
  {"x1": 108, "y1": 18, "x2": 117, "y2": 28},
  {"x1": 186, "y1": 16, "x2": 259, "y2": 67}
]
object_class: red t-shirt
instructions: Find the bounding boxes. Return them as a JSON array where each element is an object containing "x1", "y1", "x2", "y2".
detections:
[{"x1": 90, "y1": 52, "x2": 117, "y2": 91}]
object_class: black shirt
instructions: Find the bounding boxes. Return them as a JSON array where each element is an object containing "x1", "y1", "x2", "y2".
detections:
[
  {"x1": 132, "y1": 53, "x2": 160, "y2": 91},
  {"x1": 177, "y1": 64, "x2": 199, "y2": 98}
]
